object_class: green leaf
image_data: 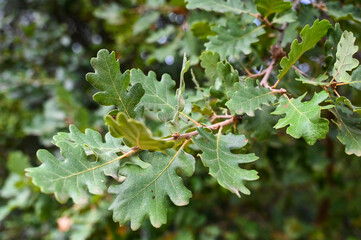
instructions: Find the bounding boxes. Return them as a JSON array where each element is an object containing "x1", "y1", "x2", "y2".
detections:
[
  {"x1": 105, "y1": 112, "x2": 174, "y2": 151},
  {"x1": 26, "y1": 141, "x2": 123, "y2": 205},
  {"x1": 200, "y1": 51, "x2": 220, "y2": 82},
  {"x1": 177, "y1": 54, "x2": 190, "y2": 113},
  {"x1": 295, "y1": 71, "x2": 329, "y2": 86},
  {"x1": 272, "y1": 91, "x2": 329, "y2": 145},
  {"x1": 108, "y1": 149, "x2": 195, "y2": 230},
  {"x1": 53, "y1": 125, "x2": 149, "y2": 171},
  {"x1": 350, "y1": 66, "x2": 361, "y2": 90},
  {"x1": 243, "y1": 106, "x2": 278, "y2": 141},
  {"x1": 130, "y1": 69, "x2": 178, "y2": 122},
  {"x1": 185, "y1": 0, "x2": 257, "y2": 15},
  {"x1": 7, "y1": 151, "x2": 30, "y2": 175},
  {"x1": 332, "y1": 31, "x2": 359, "y2": 83},
  {"x1": 191, "y1": 21, "x2": 216, "y2": 42},
  {"x1": 278, "y1": 19, "x2": 332, "y2": 80},
  {"x1": 86, "y1": 49, "x2": 145, "y2": 118},
  {"x1": 146, "y1": 25, "x2": 175, "y2": 44},
  {"x1": 326, "y1": 2, "x2": 361, "y2": 23},
  {"x1": 330, "y1": 98, "x2": 361, "y2": 156},
  {"x1": 205, "y1": 20, "x2": 265, "y2": 60},
  {"x1": 192, "y1": 128, "x2": 259, "y2": 197},
  {"x1": 255, "y1": 0, "x2": 292, "y2": 18},
  {"x1": 210, "y1": 61, "x2": 240, "y2": 102},
  {"x1": 53, "y1": 125, "x2": 129, "y2": 156},
  {"x1": 272, "y1": 11, "x2": 297, "y2": 24},
  {"x1": 226, "y1": 78, "x2": 276, "y2": 116},
  {"x1": 133, "y1": 11, "x2": 160, "y2": 34}
]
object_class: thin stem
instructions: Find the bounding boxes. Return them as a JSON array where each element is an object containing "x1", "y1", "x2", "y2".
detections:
[
  {"x1": 292, "y1": 65, "x2": 309, "y2": 77},
  {"x1": 335, "y1": 82, "x2": 354, "y2": 86},
  {"x1": 333, "y1": 89, "x2": 341, "y2": 97},
  {"x1": 179, "y1": 111, "x2": 202, "y2": 127},
  {"x1": 272, "y1": 78, "x2": 281, "y2": 89},
  {"x1": 260, "y1": 59, "x2": 276, "y2": 87},
  {"x1": 164, "y1": 117, "x2": 236, "y2": 141},
  {"x1": 210, "y1": 114, "x2": 233, "y2": 123}
]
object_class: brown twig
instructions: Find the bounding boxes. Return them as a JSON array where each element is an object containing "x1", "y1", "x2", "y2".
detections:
[
  {"x1": 292, "y1": 65, "x2": 309, "y2": 77},
  {"x1": 164, "y1": 117, "x2": 237, "y2": 141},
  {"x1": 260, "y1": 60, "x2": 276, "y2": 87},
  {"x1": 210, "y1": 114, "x2": 233, "y2": 123}
]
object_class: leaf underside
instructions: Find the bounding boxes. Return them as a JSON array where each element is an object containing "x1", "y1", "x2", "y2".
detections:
[
  {"x1": 105, "y1": 112, "x2": 174, "y2": 151},
  {"x1": 332, "y1": 31, "x2": 359, "y2": 83}
]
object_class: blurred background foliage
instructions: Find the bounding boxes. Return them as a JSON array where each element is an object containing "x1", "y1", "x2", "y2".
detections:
[{"x1": 1, "y1": 0, "x2": 361, "y2": 239}]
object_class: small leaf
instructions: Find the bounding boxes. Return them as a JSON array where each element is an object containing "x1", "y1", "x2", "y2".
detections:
[
  {"x1": 210, "y1": 61, "x2": 240, "y2": 102},
  {"x1": 186, "y1": 0, "x2": 257, "y2": 15},
  {"x1": 332, "y1": 31, "x2": 359, "y2": 83},
  {"x1": 177, "y1": 54, "x2": 190, "y2": 113},
  {"x1": 205, "y1": 20, "x2": 265, "y2": 60},
  {"x1": 105, "y1": 112, "x2": 174, "y2": 151},
  {"x1": 109, "y1": 149, "x2": 195, "y2": 230},
  {"x1": 226, "y1": 78, "x2": 277, "y2": 116},
  {"x1": 192, "y1": 128, "x2": 259, "y2": 197},
  {"x1": 86, "y1": 49, "x2": 145, "y2": 118},
  {"x1": 295, "y1": 71, "x2": 329, "y2": 86},
  {"x1": 330, "y1": 98, "x2": 361, "y2": 156},
  {"x1": 272, "y1": 91, "x2": 329, "y2": 145},
  {"x1": 200, "y1": 51, "x2": 220, "y2": 81},
  {"x1": 7, "y1": 151, "x2": 30, "y2": 175},
  {"x1": 272, "y1": 11, "x2": 297, "y2": 24},
  {"x1": 130, "y1": 69, "x2": 178, "y2": 122},
  {"x1": 255, "y1": 0, "x2": 292, "y2": 18},
  {"x1": 278, "y1": 19, "x2": 332, "y2": 80},
  {"x1": 133, "y1": 12, "x2": 160, "y2": 34}
]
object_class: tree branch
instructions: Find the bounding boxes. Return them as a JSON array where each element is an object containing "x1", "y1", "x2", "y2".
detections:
[{"x1": 164, "y1": 117, "x2": 238, "y2": 141}]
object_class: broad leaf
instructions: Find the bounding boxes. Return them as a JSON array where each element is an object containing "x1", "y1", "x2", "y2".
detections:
[
  {"x1": 331, "y1": 98, "x2": 361, "y2": 156},
  {"x1": 295, "y1": 71, "x2": 329, "y2": 86},
  {"x1": 108, "y1": 149, "x2": 195, "y2": 230},
  {"x1": 226, "y1": 78, "x2": 276, "y2": 116},
  {"x1": 278, "y1": 19, "x2": 331, "y2": 79},
  {"x1": 186, "y1": 0, "x2": 257, "y2": 15},
  {"x1": 105, "y1": 112, "x2": 174, "y2": 150},
  {"x1": 255, "y1": 0, "x2": 292, "y2": 18},
  {"x1": 130, "y1": 69, "x2": 178, "y2": 122},
  {"x1": 272, "y1": 91, "x2": 329, "y2": 145},
  {"x1": 200, "y1": 51, "x2": 220, "y2": 82},
  {"x1": 332, "y1": 31, "x2": 359, "y2": 83},
  {"x1": 205, "y1": 20, "x2": 265, "y2": 60},
  {"x1": 86, "y1": 49, "x2": 145, "y2": 118},
  {"x1": 192, "y1": 128, "x2": 259, "y2": 197},
  {"x1": 26, "y1": 141, "x2": 124, "y2": 204}
]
